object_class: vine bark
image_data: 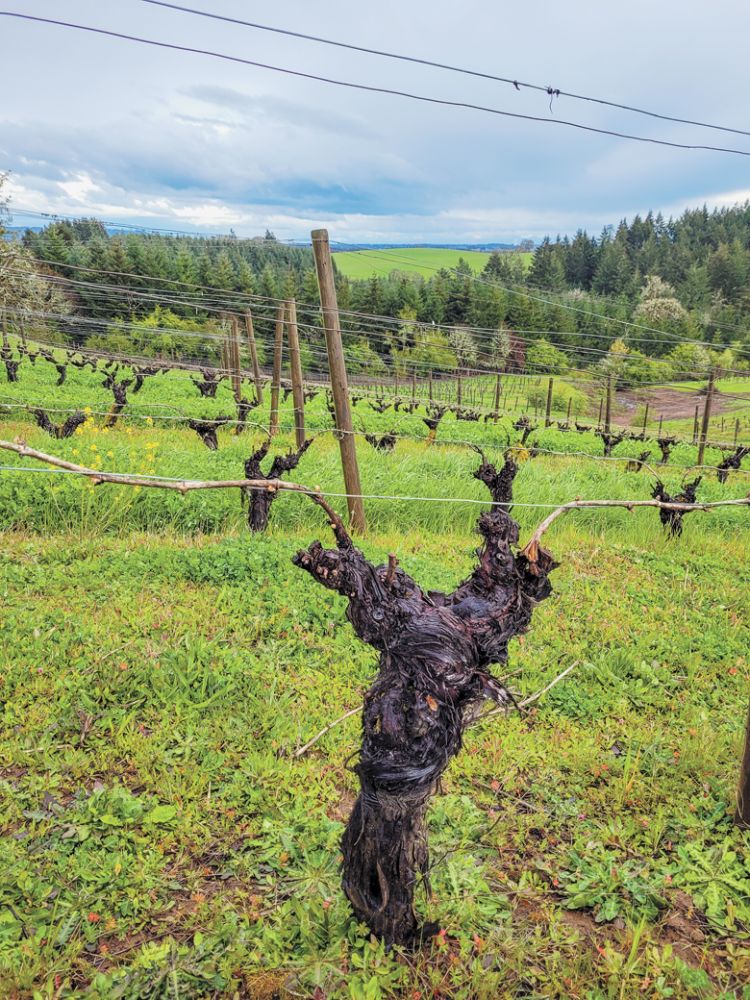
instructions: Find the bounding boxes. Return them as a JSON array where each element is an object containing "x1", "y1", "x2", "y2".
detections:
[{"x1": 293, "y1": 455, "x2": 556, "y2": 945}]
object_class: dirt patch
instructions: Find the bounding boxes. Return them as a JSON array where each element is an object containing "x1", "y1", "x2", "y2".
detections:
[
  {"x1": 659, "y1": 889, "x2": 706, "y2": 961},
  {"x1": 618, "y1": 387, "x2": 746, "y2": 424},
  {"x1": 559, "y1": 907, "x2": 602, "y2": 941},
  {"x1": 0, "y1": 764, "x2": 28, "y2": 783},
  {"x1": 326, "y1": 785, "x2": 357, "y2": 824}
]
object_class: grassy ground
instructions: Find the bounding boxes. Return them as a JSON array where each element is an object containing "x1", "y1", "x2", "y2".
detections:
[
  {"x1": 2, "y1": 358, "x2": 750, "y2": 998},
  {"x1": 333, "y1": 248, "x2": 496, "y2": 280}
]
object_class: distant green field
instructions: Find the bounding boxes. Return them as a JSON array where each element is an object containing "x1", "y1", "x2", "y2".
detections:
[{"x1": 333, "y1": 247, "x2": 530, "y2": 280}]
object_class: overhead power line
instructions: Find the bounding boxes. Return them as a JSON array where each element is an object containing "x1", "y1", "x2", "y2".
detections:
[
  {"x1": 327, "y1": 240, "x2": 750, "y2": 356},
  {"x1": 3, "y1": 12, "x2": 750, "y2": 157},
  {"x1": 13, "y1": 214, "x2": 750, "y2": 357},
  {"x1": 140, "y1": 0, "x2": 750, "y2": 141},
  {"x1": 9, "y1": 206, "x2": 303, "y2": 244}
]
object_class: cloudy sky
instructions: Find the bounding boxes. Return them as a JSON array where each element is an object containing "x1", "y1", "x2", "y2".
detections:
[{"x1": 3, "y1": 0, "x2": 750, "y2": 243}]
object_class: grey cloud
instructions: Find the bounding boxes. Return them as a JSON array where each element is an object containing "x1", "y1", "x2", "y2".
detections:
[
  {"x1": 183, "y1": 85, "x2": 376, "y2": 138},
  {"x1": 3, "y1": 0, "x2": 750, "y2": 241}
]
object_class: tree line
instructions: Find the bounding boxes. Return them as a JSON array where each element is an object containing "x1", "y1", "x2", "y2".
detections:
[{"x1": 6, "y1": 197, "x2": 750, "y2": 384}]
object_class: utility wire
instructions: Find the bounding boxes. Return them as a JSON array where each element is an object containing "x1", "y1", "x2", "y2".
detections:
[
  {"x1": 17, "y1": 234, "x2": 750, "y2": 356},
  {"x1": 327, "y1": 239, "x2": 750, "y2": 357},
  {"x1": 4, "y1": 397, "x2": 747, "y2": 473},
  {"x1": 3, "y1": 12, "x2": 750, "y2": 157},
  {"x1": 10, "y1": 261, "x2": 748, "y2": 382},
  {"x1": 139, "y1": 0, "x2": 750, "y2": 140},
  {"x1": 7, "y1": 207, "x2": 276, "y2": 242},
  {"x1": 4, "y1": 457, "x2": 750, "y2": 514}
]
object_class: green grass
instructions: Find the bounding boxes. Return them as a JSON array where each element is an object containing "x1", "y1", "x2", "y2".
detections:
[
  {"x1": 3, "y1": 523, "x2": 750, "y2": 997},
  {"x1": 662, "y1": 378, "x2": 750, "y2": 396},
  {"x1": 333, "y1": 248, "x2": 497, "y2": 280},
  {"x1": 2, "y1": 353, "x2": 750, "y2": 997}
]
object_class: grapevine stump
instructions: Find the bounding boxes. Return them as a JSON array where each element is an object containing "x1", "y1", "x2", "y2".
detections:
[{"x1": 293, "y1": 455, "x2": 557, "y2": 946}]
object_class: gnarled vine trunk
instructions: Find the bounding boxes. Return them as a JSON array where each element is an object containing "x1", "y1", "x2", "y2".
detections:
[
  {"x1": 243, "y1": 438, "x2": 313, "y2": 531},
  {"x1": 293, "y1": 456, "x2": 557, "y2": 946},
  {"x1": 192, "y1": 369, "x2": 222, "y2": 398},
  {"x1": 188, "y1": 417, "x2": 230, "y2": 450},
  {"x1": 717, "y1": 446, "x2": 750, "y2": 484},
  {"x1": 31, "y1": 408, "x2": 86, "y2": 439},
  {"x1": 652, "y1": 476, "x2": 701, "y2": 537}
]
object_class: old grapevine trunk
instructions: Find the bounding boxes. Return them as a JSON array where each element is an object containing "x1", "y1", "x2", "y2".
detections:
[
  {"x1": 243, "y1": 438, "x2": 313, "y2": 531},
  {"x1": 293, "y1": 457, "x2": 557, "y2": 946}
]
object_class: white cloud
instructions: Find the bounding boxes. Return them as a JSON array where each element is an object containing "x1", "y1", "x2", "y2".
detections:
[{"x1": 4, "y1": 0, "x2": 750, "y2": 241}]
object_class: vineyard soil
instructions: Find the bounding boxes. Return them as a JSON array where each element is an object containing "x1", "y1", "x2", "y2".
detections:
[{"x1": 1, "y1": 361, "x2": 750, "y2": 997}]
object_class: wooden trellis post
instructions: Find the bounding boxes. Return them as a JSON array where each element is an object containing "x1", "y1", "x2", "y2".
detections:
[
  {"x1": 244, "y1": 310, "x2": 264, "y2": 404},
  {"x1": 604, "y1": 374, "x2": 613, "y2": 435},
  {"x1": 311, "y1": 229, "x2": 366, "y2": 533},
  {"x1": 545, "y1": 378, "x2": 554, "y2": 427},
  {"x1": 229, "y1": 316, "x2": 242, "y2": 403},
  {"x1": 286, "y1": 298, "x2": 306, "y2": 449},
  {"x1": 269, "y1": 303, "x2": 284, "y2": 437},
  {"x1": 697, "y1": 368, "x2": 716, "y2": 467}
]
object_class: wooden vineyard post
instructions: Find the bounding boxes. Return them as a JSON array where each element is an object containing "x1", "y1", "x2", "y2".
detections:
[
  {"x1": 736, "y1": 418, "x2": 741, "y2": 445},
  {"x1": 286, "y1": 298, "x2": 306, "y2": 449},
  {"x1": 604, "y1": 374, "x2": 613, "y2": 435},
  {"x1": 244, "y1": 310, "x2": 264, "y2": 404},
  {"x1": 411, "y1": 370, "x2": 417, "y2": 404},
  {"x1": 494, "y1": 372, "x2": 501, "y2": 412},
  {"x1": 692, "y1": 405, "x2": 700, "y2": 444},
  {"x1": 642, "y1": 403, "x2": 649, "y2": 436},
  {"x1": 428, "y1": 369, "x2": 433, "y2": 402},
  {"x1": 457, "y1": 372, "x2": 462, "y2": 405},
  {"x1": 545, "y1": 377, "x2": 554, "y2": 427},
  {"x1": 311, "y1": 228, "x2": 366, "y2": 533},
  {"x1": 566, "y1": 396, "x2": 573, "y2": 425},
  {"x1": 736, "y1": 698, "x2": 750, "y2": 828},
  {"x1": 697, "y1": 368, "x2": 716, "y2": 467},
  {"x1": 229, "y1": 316, "x2": 242, "y2": 403},
  {"x1": 219, "y1": 314, "x2": 229, "y2": 380},
  {"x1": 597, "y1": 398, "x2": 603, "y2": 429},
  {"x1": 658, "y1": 415, "x2": 664, "y2": 437},
  {"x1": 269, "y1": 303, "x2": 284, "y2": 437}
]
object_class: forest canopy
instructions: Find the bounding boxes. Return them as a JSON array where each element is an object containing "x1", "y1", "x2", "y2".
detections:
[{"x1": 5, "y1": 195, "x2": 750, "y2": 382}]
